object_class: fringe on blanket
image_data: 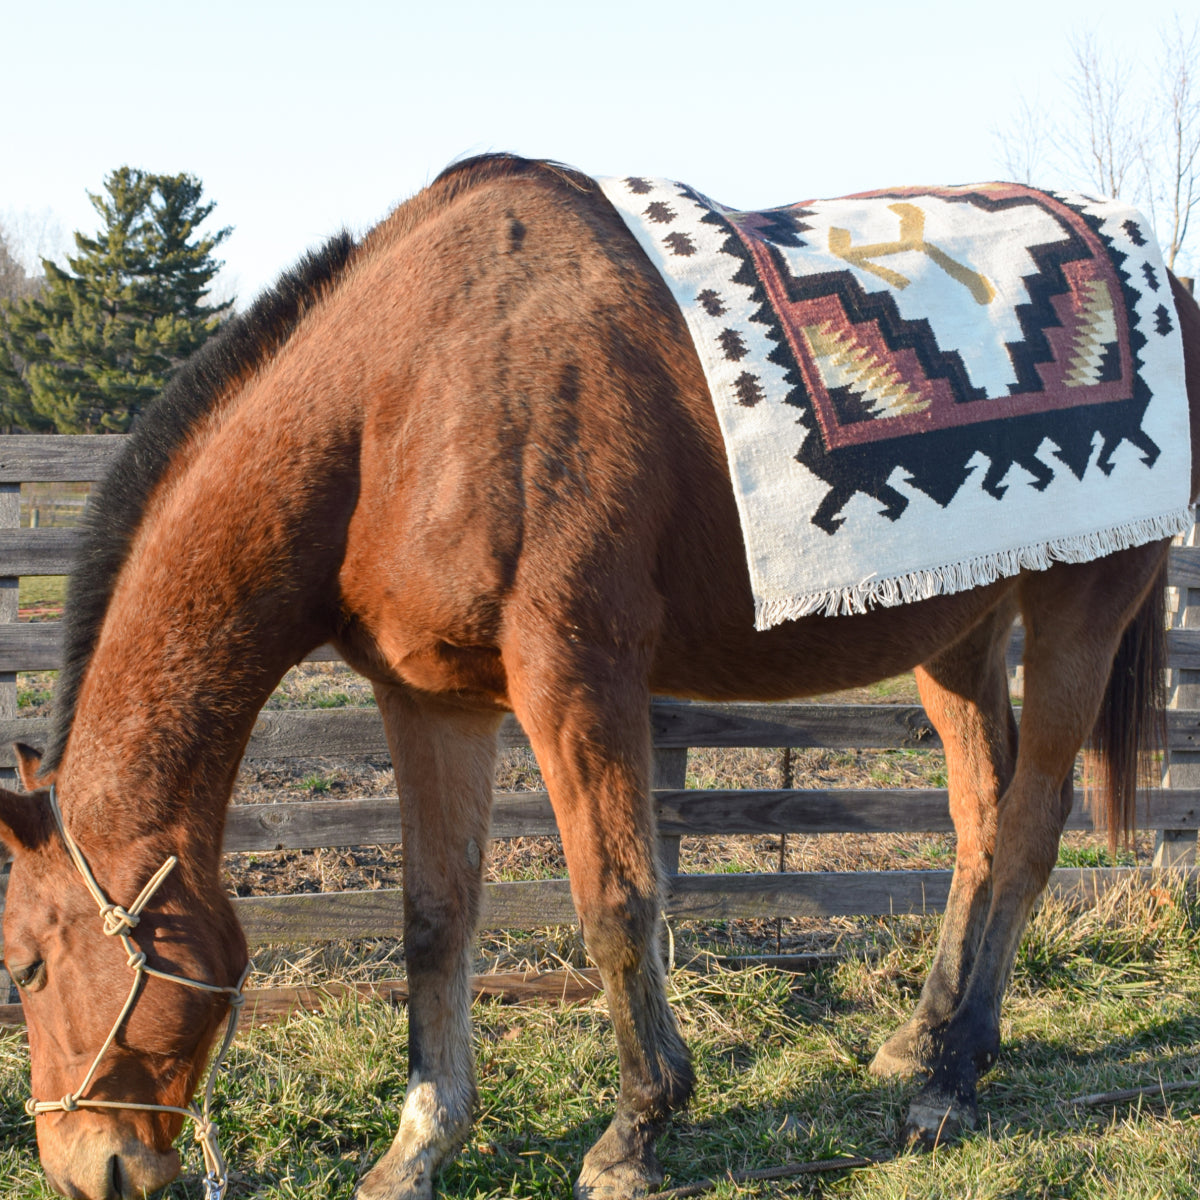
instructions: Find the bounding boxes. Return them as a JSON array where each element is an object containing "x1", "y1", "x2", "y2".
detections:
[{"x1": 754, "y1": 506, "x2": 1196, "y2": 629}]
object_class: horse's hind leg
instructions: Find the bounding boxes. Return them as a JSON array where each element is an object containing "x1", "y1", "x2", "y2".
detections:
[
  {"x1": 356, "y1": 686, "x2": 501, "y2": 1200},
  {"x1": 506, "y1": 640, "x2": 694, "y2": 1200},
  {"x1": 871, "y1": 600, "x2": 1018, "y2": 1078},
  {"x1": 902, "y1": 546, "x2": 1166, "y2": 1146}
]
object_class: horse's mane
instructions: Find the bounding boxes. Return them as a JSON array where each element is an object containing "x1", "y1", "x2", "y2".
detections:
[
  {"x1": 42, "y1": 233, "x2": 359, "y2": 774},
  {"x1": 432, "y1": 153, "x2": 594, "y2": 196},
  {"x1": 42, "y1": 153, "x2": 596, "y2": 777}
]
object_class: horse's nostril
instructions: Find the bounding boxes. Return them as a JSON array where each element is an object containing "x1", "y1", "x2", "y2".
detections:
[{"x1": 107, "y1": 1153, "x2": 122, "y2": 1199}]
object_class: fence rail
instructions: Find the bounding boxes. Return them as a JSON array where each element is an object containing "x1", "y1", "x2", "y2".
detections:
[{"x1": 0, "y1": 434, "x2": 1196, "y2": 959}]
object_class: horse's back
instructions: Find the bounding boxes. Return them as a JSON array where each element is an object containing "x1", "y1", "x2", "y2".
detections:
[{"x1": 334, "y1": 160, "x2": 1200, "y2": 709}]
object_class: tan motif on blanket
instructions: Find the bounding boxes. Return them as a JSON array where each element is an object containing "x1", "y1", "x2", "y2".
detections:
[
  {"x1": 827, "y1": 202, "x2": 997, "y2": 305},
  {"x1": 599, "y1": 173, "x2": 1191, "y2": 625}
]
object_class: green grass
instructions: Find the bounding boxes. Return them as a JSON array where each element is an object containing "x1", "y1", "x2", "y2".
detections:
[
  {"x1": 17, "y1": 575, "x2": 66, "y2": 613},
  {"x1": 1057, "y1": 844, "x2": 1139, "y2": 869},
  {"x1": 4, "y1": 881, "x2": 1200, "y2": 1198}
]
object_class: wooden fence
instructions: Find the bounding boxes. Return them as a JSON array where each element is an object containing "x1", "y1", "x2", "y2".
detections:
[{"x1": 0, "y1": 434, "x2": 1198, "y2": 965}]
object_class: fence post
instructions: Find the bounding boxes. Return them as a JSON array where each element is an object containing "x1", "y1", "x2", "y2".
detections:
[
  {"x1": 654, "y1": 747, "x2": 687, "y2": 877},
  {"x1": 0, "y1": 482, "x2": 17, "y2": 1001},
  {"x1": 1157, "y1": 518, "x2": 1200, "y2": 868}
]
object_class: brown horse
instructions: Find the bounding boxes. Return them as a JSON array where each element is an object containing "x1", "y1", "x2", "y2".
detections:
[{"x1": 1, "y1": 154, "x2": 1197, "y2": 1200}]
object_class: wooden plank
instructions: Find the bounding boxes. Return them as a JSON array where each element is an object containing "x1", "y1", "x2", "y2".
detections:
[
  {"x1": 0, "y1": 622, "x2": 343, "y2": 673},
  {"x1": 0, "y1": 704, "x2": 941, "y2": 763},
  {"x1": 4, "y1": 703, "x2": 1200, "y2": 767},
  {"x1": 0, "y1": 528, "x2": 82, "y2": 577},
  {"x1": 0, "y1": 622, "x2": 61, "y2": 671},
  {"x1": 1168, "y1": 629, "x2": 1200, "y2": 672},
  {"x1": 1168, "y1": 710, "x2": 1200, "y2": 755},
  {"x1": 649, "y1": 701, "x2": 939, "y2": 750},
  {"x1": 2, "y1": 861, "x2": 1197, "y2": 956},
  {"x1": 235, "y1": 971, "x2": 605, "y2": 1024},
  {"x1": 0, "y1": 435, "x2": 126, "y2": 483},
  {"x1": 228, "y1": 865, "x2": 1197, "y2": 945},
  {"x1": 220, "y1": 785, "x2": 1200, "y2": 854},
  {"x1": 1170, "y1": 545, "x2": 1200, "y2": 590},
  {"x1": 0, "y1": 970, "x2": 607, "y2": 1028},
  {"x1": 0, "y1": 708, "x2": 391, "y2": 763}
]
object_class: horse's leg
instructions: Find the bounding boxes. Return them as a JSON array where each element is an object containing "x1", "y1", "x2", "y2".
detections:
[
  {"x1": 506, "y1": 644, "x2": 694, "y2": 1200},
  {"x1": 902, "y1": 548, "x2": 1164, "y2": 1146},
  {"x1": 356, "y1": 686, "x2": 501, "y2": 1200},
  {"x1": 870, "y1": 601, "x2": 1018, "y2": 1078}
]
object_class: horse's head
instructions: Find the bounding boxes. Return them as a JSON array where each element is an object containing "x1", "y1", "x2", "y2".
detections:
[{"x1": 0, "y1": 748, "x2": 248, "y2": 1200}]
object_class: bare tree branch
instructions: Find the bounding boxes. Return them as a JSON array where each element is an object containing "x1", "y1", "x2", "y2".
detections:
[
  {"x1": 1155, "y1": 17, "x2": 1200, "y2": 270},
  {"x1": 995, "y1": 94, "x2": 1050, "y2": 185},
  {"x1": 0, "y1": 224, "x2": 38, "y2": 304},
  {"x1": 995, "y1": 23, "x2": 1198, "y2": 272},
  {"x1": 1064, "y1": 31, "x2": 1146, "y2": 201}
]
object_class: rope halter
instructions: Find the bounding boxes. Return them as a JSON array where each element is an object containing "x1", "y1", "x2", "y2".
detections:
[{"x1": 25, "y1": 786, "x2": 250, "y2": 1200}]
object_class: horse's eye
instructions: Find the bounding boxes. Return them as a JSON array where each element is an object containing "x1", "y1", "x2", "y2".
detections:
[{"x1": 10, "y1": 961, "x2": 45, "y2": 992}]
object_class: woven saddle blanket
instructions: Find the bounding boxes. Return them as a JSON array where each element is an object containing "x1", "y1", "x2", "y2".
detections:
[{"x1": 599, "y1": 177, "x2": 1193, "y2": 628}]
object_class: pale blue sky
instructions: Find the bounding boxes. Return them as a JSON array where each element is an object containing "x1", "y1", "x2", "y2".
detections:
[{"x1": 5, "y1": 0, "x2": 1194, "y2": 302}]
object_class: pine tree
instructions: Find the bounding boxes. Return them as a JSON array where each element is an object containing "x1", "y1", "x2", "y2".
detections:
[
  {"x1": 0, "y1": 227, "x2": 50, "y2": 432},
  {"x1": 0, "y1": 168, "x2": 232, "y2": 433}
]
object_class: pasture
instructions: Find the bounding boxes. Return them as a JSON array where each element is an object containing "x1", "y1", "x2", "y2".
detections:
[
  {"x1": 4, "y1": 857, "x2": 1200, "y2": 1198},
  {"x1": 3, "y1": 667, "x2": 1199, "y2": 1198}
]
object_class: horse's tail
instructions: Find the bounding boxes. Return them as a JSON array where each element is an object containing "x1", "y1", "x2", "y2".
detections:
[{"x1": 1085, "y1": 559, "x2": 1169, "y2": 852}]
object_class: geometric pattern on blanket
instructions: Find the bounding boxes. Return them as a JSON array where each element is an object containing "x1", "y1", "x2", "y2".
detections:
[{"x1": 599, "y1": 176, "x2": 1193, "y2": 627}]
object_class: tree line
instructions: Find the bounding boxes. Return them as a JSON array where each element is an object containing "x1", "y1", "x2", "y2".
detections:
[{"x1": 0, "y1": 168, "x2": 230, "y2": 433}]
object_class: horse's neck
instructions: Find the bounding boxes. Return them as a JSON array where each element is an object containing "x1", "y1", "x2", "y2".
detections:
[{"x1": 60, "y1": 380, "x2": 362, "y2": 849}]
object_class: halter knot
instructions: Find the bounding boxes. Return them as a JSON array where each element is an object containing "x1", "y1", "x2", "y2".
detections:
[
  {"x1": 101, "y1": 905, "x2": 139, "y2": 938},
  {"x1": 126, "y1": 950, "x2": 148, "y2": 970},
  {"x1": 59, "y1": 1095, "x2": 79, "y2": 1112}
]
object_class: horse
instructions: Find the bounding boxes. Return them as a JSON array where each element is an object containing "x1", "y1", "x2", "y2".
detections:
[{"x1": 0, "y1": 154, "x2": 1197, "y2": 1200}]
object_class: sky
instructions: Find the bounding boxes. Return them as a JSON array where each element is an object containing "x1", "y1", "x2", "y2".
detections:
[{"x1": 4, "y1": 0, "x2": 1194, "y2": 304}]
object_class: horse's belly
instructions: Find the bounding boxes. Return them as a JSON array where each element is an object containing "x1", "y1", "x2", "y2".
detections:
[{"x1": 650, "y1": 578, "x2": 1016, "y2": 702}]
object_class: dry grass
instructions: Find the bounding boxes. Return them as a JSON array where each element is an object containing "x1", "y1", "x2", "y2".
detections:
[
  {"x1": 8, "y1": 657, "x2": 1200, "y2": 1197},
  {"x1": 7, "y1": 872, "x2": 1200, "y2": 1198}
]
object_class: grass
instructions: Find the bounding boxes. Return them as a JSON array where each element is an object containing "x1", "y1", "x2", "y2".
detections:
[
  {"x1": 4, "y1": 642, "x2": 1187, "y2": 1195},
  {"x1": 5, "y1": 880, "x2": 1200, "y2": 1198},
  {"x1": 17, "y1": 576, "x2": 66, "y2": 616}
]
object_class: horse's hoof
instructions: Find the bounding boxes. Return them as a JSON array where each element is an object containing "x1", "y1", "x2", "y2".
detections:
[
  {"x1": 355, "y1": 1153, "x2": 435, "y2": 1200},
  {"x1": 575, "y1": 1121, "x2": 663, "y2": 1200},
  {"x1": 902, "y1": 1095, "x2": 977, "y2": 1151}
]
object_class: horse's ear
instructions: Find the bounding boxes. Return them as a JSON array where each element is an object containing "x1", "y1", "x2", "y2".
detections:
[
  {"x1": 0, "y1": 787, "x2": 50, "y2": 857},
  {"x1": 13, "y1": 743, "x2": 47, "y2": 792}
]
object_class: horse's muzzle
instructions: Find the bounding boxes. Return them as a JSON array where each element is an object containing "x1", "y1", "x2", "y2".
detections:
[{"x1": 40, "y1": 1121, "x2": 180, "y2": 1200}]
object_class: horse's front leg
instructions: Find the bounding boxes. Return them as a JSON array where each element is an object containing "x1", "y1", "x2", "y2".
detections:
[
  {"x1": 507, "y1": 641, "x2": 694, "y2": 1200},
  {"x1": 356, "y1": 685, "x2": 501, "y2": 1200}
]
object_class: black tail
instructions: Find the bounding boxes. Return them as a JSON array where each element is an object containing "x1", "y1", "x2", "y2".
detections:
[{"x1": 1085, "y1": 560, "x2": 1169, "y2": 852}]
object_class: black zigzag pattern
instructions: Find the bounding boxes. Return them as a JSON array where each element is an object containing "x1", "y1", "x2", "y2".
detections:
[{"x1": 689, "y1": 188, "x2": 1158, "y2": 535}]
